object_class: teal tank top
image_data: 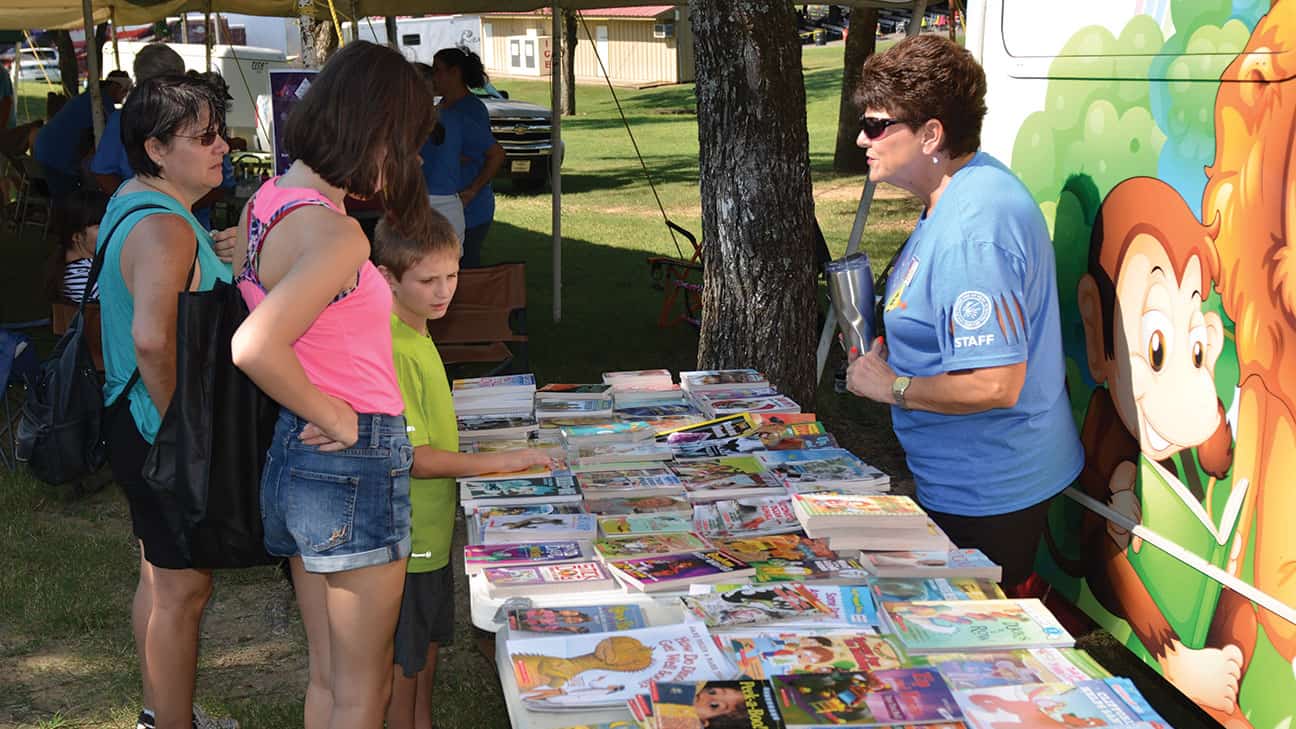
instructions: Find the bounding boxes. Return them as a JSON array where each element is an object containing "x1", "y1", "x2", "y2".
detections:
[{"x1": 98, "y1": 190, "x2": 233, "y2": 443}]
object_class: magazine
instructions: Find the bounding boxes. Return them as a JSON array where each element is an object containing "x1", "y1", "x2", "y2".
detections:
[
  {"x1": 507, "y1": 623, "x2": 737, "y2": 710},
  {"x1": 692, "y1": 497, "x2": 802, "y2": 537},
  {"x1": 459, "y1": 475, "x2": 580, "y2": 507},
  {"x1": 772, "y1": 668, "x2": 963, "y2": 727},
  {"x1": 507, "y1": 604, "x2": 647, "y2": 635},
  {"x1": 952, "y1": 678, "x2": 1167, "y2": 729},
  {"x1": 726, "y1": 631, "x2": 911, "y2": 679},
  {"x1": 881, "y1": 599, "x2": 1075, "y2": 654},
  {"x1": 651, "y1": 680, "x2": 783, "y2": 729},
  {"x1": 757, "y1": 449, "x2": 889, "y2": 491},
  {"x1": 681, "y1": 582, "x2": 837, "y2": 628},
  {"x1": 464, "y1": 541, "x2": 590, "y2": 575}
]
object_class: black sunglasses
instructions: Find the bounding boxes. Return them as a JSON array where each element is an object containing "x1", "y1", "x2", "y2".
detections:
[
  {"x1": 859, "y1": 116, "x2": 909, "y2": 140},
  {"x1": 174, "y1": 127, "x2": 228, "y2": 146}
]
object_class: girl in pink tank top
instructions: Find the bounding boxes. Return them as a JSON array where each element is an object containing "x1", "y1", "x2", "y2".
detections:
[{"x1": 228, "y1": 41, "x2": 439, "y2": 729}]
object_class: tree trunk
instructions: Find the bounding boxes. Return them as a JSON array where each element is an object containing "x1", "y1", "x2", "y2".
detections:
[
  {"x1": 562, "y1": 9, "x2": 578, "y2": 116},
  {"x1": 690, "y1": 0, "x2": 819, "y2": 407},
  {"x1": 832, "y1": 8, "x2": 877, "y2": 173},
  {"x1": 54, "y1": 30, "x2": 77, "y2": 96},
  {"x1": 385, "y1": 16, "x2": 399, "y2": 47},
  {"x1": 299, "y1": 15, "x2": 318, "y2": 68},
  {"x1": 315, "y1": 20, "x2": 339, "y2": 65}
]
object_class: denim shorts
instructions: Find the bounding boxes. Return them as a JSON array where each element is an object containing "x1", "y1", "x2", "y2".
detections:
[{"x1": 261, "y1": 409, "x2": 413, "y2": 573}]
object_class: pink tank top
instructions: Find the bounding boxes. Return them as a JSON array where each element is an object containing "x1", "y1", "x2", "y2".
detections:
[{"x1": 237, "y1": 178, "x2": 404, "y2": 416}]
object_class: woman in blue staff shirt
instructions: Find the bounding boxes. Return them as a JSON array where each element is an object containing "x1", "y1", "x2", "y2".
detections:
[
  {"x1": 428, "y1": 47, "x2": 505, "y2": 264},
  {"x1": 844, "y1": 35, "x2": 1083, "y2": 592}
]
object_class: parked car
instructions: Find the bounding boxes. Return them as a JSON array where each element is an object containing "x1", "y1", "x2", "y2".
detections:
[
  {"x1": 473, "y1": 86, "x2": 561, "y2": 192},
  {"x1": 10, "y1": 47, "x2": 61, "y2": 84}
]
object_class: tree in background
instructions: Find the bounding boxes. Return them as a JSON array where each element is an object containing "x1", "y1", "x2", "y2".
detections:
[
  {"x1": 832, "y1": 8, "x2": 878, "y2": 173},
  {"x1": 562, "y1": 9, "x2": 578, "y2": 116},
  {"x1": 691, "y1": 0, "x2": 819, "y2": 407}
]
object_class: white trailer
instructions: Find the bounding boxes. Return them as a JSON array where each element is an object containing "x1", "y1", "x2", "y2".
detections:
[{"x1": 347, "y1": 15, "x2": 482, "y2": 65}]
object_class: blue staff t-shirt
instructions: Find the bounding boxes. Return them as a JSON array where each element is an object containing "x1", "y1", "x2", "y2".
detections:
[
  {"x1": 34, "y1": 91, "x2": 114, "y2": 175},
  {"x1": 881, "y1": 151, "x2": 1082, "y2": 517},
  {"x1": 90, "y1": 108, "x2": 131, "y2": 177},
  {"x1": 450, "y1": 94, "x2": 498, "y2": 228},
  {"x1": 420, "y1": 110, "x2": 465, "y2": 197}
]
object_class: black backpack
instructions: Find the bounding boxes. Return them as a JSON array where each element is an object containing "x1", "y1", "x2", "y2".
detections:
[{"x1": 17, "y1": 205, "x2": 159, "y2": 485}]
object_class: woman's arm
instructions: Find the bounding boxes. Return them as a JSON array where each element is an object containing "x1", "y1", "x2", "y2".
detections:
[
  {"x1": 120, "y1": 214, "x2": 200, "y2": 415},
  {"x1": 460, "y1": 142, "x2": 505, "y2": 205},
  {"x1": 846, "y1": 338, "x2": 1026, "y2": 414},
  {"x1": 231, "y1": 207, "x2": 368, "y2": 448},
  {"x1": 411, "y1": 446, "x2": 553, "y2": 480}
]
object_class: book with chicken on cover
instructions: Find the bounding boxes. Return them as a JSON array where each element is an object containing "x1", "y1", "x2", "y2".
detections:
[{"x1": 608, "y1": 550, "x2": 754, "y2": 592}]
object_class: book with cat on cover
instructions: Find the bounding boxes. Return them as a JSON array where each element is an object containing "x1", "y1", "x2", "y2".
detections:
[
  {"x1": 464, "y1": 541, "x2": 590, "y2": 575},
  {"x1": 692, "y1": 496, "x2": 802, "y2": 537},
  {"x1": 870, "y1": 577, "x2": 1007, "y2": 604},
  {"x1": 594, "y1": 532, "x2": 713, "y2": 561},
  {"x1": 483, "y1": 561, "x2": 615, "y2": 597},
  {"x1": 651, "y1": 680, "x2": 783, "y2": 729},
  {"x1": 608, "y1": 550, "x2": 754, "y2": 592},
  {"x1": 726, "y1": 631, "x2": 911, "y2": 679},
  {"x1": 681, "y1": 582, "x2": 838, "y2": 629},
  {"x1": 772, "y1": 668, "x2": 964, "y2": 727},
  {"x1": 952, "y1": 678, "x2": 1168, "y2": 729},
  {"x1": 709, "y1": 534, "x2": 837, "y2": 563},
  {"x1": 858, "y1": 549, "x2": 1002, "y2": 581},
  {"x1": 880, "y1": 599, "x2": 1075, "y2": 654},
  {"x1": 598, "y1": 514, "x2": 695, "y2": 537},
  {"x1": 507, "y1": 604, "x2": 647, "y2": 635},
  {"x1": 507, "y1": 623, "x2": 737, "y2": 710}
]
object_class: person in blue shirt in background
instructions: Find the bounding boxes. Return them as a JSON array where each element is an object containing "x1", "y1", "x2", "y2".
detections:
[
  {"x1": 845, "y1": 35, "x2": 1083, "y2": 594},
  {"x1": 434, "y1": 47, "x2": 504, "y2": 268},
  {"x1": 32, "y1": 76, "x2": 128, "y2": 199}
]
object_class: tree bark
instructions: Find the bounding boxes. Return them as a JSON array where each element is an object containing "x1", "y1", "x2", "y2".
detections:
[
  {"x1": 54, "y1": 30, "x2": 77, "y2": 96},
  {"x1": 315, "y1": 19, "x2": 339, "y2": 65},
  {"x1": 690, "y1": 0, "x2": 819, "y2": 407},
  {"x1": 299, "y1": 15, "x2": 318, "y2": 68},
  {"x1": 561, "y1": 9, "x2": 578, "y2": 116},
  {"x1": 832, "y1": 8, "x2": 877, "y2": 173}
]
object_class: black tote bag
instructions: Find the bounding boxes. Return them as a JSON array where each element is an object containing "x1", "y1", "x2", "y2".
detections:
[{"x1": 144, "y1": 277, "x2": 279, "y2": 568}]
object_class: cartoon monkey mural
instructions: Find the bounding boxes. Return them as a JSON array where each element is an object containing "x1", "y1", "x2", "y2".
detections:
[{"x1": 1055, "y1": 176, "x2": 1256, "y2": 725}]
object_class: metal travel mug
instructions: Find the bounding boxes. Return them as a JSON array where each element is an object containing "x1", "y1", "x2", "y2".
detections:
[{"x1": 826, "y1": 252, "x2": 876, "y2": 355}]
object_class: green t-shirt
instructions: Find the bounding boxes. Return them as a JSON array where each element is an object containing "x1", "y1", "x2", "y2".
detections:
[{"x1": 391, "y1": 315, "x2": 460, "y2": 572}]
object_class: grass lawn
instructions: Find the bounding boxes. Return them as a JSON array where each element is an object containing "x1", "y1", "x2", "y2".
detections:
[{"x1": 0, "y1": 44, "x2": 1214, "y2": 728}]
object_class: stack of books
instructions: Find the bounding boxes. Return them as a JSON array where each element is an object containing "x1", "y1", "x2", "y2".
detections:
[
  {"x1": 679, "y1": 368, "x2": 769, "y2": 394},
  {"x1": 757, "y1": 448, "x2": 891, "y2": 495},
  {"x1": 458, "y1": 474, "x2": 581, "y2": 511},
  {"x1": 693, "y1": 391, "x2": 803, "y2": 420},
  {"x1": 452, "y1": 374, "x2": 536, "y2": 417},
  {"x1": 791, "y1": 493, "x2": 951, "y2": 552}
]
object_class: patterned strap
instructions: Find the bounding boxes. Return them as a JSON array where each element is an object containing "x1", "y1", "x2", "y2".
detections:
[{"x1": 239, "y1": 193, "x2": 336, "y2": 288}]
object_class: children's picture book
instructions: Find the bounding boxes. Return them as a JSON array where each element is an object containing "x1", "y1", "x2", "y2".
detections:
[
  {"x1": 754, "y1": 558, "x2": 871, "y2": 585},
  {"x1": 693, "y1": 497, "x2": 803, "y2": 537},
  {"x1": 627, "y1": 692, "x2": 655, "y2": 729},
  {"x1": 594, "y1": 532, "x2": 713, "y2": 561},
  {"x1": 608, "y1": 550, "x2": 754, "y2": 592},
  {"x1": 791, "y1": 493, "x2": 928, "y2": 530},
  {"x1": 709, "y1": 534, "x2": 837, "y2": 563},
  {"x1": 507, "y1": 604, "x2": 647, "y2": 635},
  {"x1": 583, "y1": 494, "x2": 694, "y2": 516},
  {"x1": 551, "y1": 722, "x2": 637, "y2": 729},
  {"x1": 681, "y1": 583, "x2": 837, "y2": 628},
  {"x1": 801, "y1": 585, "x2": 882, "y2": 629},
  {"x1": 484, "y1": 561, "x2": 616, "y2": 597},
  {"x1": 577, "y1": 467, "x2": 684, "y2": 495},
  {"x1": 657, "y1": 414, "x2": 758, "y2": 442},
  {"x1": 727, "y1": 631, "x2": 910, "y2": 679},
  {"x1": 952, "y1": 678, "x2": 1168, "y2": 729},
  {"x1": 651, "y1": 680, "x2": 783, "y2": 729},
  {"x1": 758, "y1": 449, "x2": 889, "y2": 491},
  {"x1": 859, "y1": 549, "x2": 1003, "y2": 581},
  {"x1": 464, "y1": 541, "x2": 590, "y2": 575},
  {"x1": 871, "y1": 578, "x2": 1007, "y2": 604},
  {"x1": 772, "y1": 668, "x2": 963, "y2": 727},
  {"x1": 598, "y1": 514, "x2": 695, "y2": 537},
  {"x1": 671, "y1": 457, "x2": 784, "y2": 500},
  {"x1": 507, "y1": 623, "x2": 737, "y2": 710},
  {"x1": 880, "y1": 599, "x2": 1075, "y2": 654},
  {"x1": 481, "y1": 513, "x2": 598, "y2": 544},
  {"x1": 923, "y1": 649, "x2": 1087, "y2": 691},
  {"x1": 459, "y1": 475, "x2": 579, "y2": 506}
]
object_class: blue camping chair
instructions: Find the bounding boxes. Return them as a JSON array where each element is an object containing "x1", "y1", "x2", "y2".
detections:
[{"x1": 0, "y1": 328, "x2": 41, "y2": 471}]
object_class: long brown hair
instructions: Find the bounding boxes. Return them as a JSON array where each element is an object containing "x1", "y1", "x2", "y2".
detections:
[{"x1": 283, "y1": 41, "x2": 436, "y2": 216}]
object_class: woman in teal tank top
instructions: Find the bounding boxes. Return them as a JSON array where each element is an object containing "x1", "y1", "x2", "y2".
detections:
[{"x1": 96, "y1": 74, "x2": 239, "y2": 729}]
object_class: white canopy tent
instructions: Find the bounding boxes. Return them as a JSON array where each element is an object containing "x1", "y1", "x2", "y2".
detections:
[{"x1": 5, "y1": 0, "x2": 931, "y2": 330}]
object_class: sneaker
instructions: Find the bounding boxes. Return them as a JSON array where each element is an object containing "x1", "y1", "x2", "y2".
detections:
[
  {"x1": 192, "y1": 705, "x2": 239, "y2": 729},
  {"x1": 136, "y1": 711, "x2": 155, "y2": 729}
]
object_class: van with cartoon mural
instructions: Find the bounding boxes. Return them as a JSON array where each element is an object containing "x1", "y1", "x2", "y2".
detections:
[{"x1": 965, "y1": 0, "x2": 1294, "y2": 726}]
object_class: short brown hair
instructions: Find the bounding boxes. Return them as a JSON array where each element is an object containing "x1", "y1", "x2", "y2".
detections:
[
  {"x1": 372, "y1": 208, "x2": 460, "y2": 280},
  {"x1": 856, "y1": 35, "x2": 986, "y2": 158},
  {"x1": 284, "y1": 41, "x2": 435, "y2": 216}
]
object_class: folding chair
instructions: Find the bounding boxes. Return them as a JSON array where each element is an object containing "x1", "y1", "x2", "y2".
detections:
[
  {"x1": 647, "y1": 220, "x2": 703, "y2": 328},
  {"x1": 0, "y1": 328, "x2": 40, "y2": 471},
  {"x1": 426, "y1": 262, "x2": 528, "y2": 376},
  {"x1": 14, "y1": 155, "x2": 54, "y2": 239}
]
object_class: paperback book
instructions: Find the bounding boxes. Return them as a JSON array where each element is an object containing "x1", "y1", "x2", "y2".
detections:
[
  {"x1": 457, "y1": 415, "x2": 539, "y2": 439},
  {"x1": 708, "y1": 534, "x2": 836, "y2": 563},
  {"x1": 560, "y1": 420, "x2": 657, "y2": 443},
  {"x1": 459, "y1": 475, "x2": 580, "y2": 509},
  {"x1": 577, "y1": 467, "x2": 684, "y2": 497},
  {"x1": 603, "y1": 368, "x2": 675, "y2": 387},
  {"x1": 772, "y1": 668, "x2": 963, "y2": 727},
  {"x1": 594, "y1": 532, "x2": 713, "y2": 561},
  {"x1": 791, "y1": 493, "x2": 928, "y2": 532},
  {"x1": 870, "y1": 578, "x2": 1007, "y2": 604},
  {"x1": 452, "y1": 373, "x2": 536, "y2": 397},
  {"x1": 829, "y1": 519, "x2": 953, "y2": 553},
  {"x1": 483, "y1": 561, "x2": 616, "y2": 598},
  {"x1": 697, "y1": 394, "x2": 803, "y2": 419},
  {"x1": 464, "y1": 541, "x2": 590, "y2": 575},
  {"x1": 952, "y1": 678, "x2": 1167, "y2": 729},
  {"x1": 537, "y1": 383, "x2": 615, "y2": 399},
  {"x1": 692, "y1": 496, "x2": 802, "y2": 537},
  {"x1": 571, "y1": 441, "x2": 675, "y2": 466},
  {"x1": 680, "y1": 369, "x2": 769, "y2": 392},
  {"x1": 535, "y1": 397, "x2": 616, "y2": 418},
  {"x1": 598, "y1": 514, "x2": 696, "y2": 537},
  {"x1": 507, "y1": 623, "x2": 737, "y2": 710},
  {"x1": 923, "y1": 647, "x2": 1108, "y2": 691},
  {"x1": 859, "y1": 549, "x2": 1003, "y2": 582},
  {"x1": 880, "y1": 599, "x2": 1075, "y2": 654},
  {"x1": 681, "y1": 582, "x2": 837, "y2": 628},
  {"x1": 801, "y1": 585, "x2": 882, "y2": 629},
  {"x1": 727, "y1": 631, "x2": 911, "y2": 679},
  {"x1": 671, "y1": 456, "x2": 785, "y2": 500},
  {"x1": 608, "y1": 550, "x2": 754, "y2": 592},
  {"x1": 507, "y1": 604, "x2": 647, "y2": 635},
  {"x1": 753, "y1": 558, "x2": 871, "y2": 585},
  {"x1": 651, "y1": 680, "x2": 783, "y2": 729},
  {"x1": 481, "y1": 513, "x2": 598, "y2": 544},
  {"x1": 583, "y1": 494, "x2": 694, "y2": 516},
  {"x1": 615, "y1": 403, "x2": 704, "y2": 419},
  {"x1": 657, "y1": 414, "x2": 758, "y2": 442},
  {"x1": 758, "y1": 449, "x2": 890, "y2": 493}
]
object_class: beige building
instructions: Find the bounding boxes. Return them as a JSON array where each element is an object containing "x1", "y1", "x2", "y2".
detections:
[{"x1": 481, "y1": 6, "x2": 694, "y2": 87}]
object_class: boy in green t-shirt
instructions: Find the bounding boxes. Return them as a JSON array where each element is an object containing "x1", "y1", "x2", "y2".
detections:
[{"x1": 372, "y1": 215, "x2": 551, "y2": 729}]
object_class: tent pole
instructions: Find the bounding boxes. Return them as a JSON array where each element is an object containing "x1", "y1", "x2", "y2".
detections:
[
  {"x1": 205, "y1": 1, "x2": 213, "y2": 70},
  {"x1": 551, "y1": 1, "x2": 562, "y2": 323},
  {"x1": 110, "y1": 6, "x2": 121, "y2": 71},
  {"x1": 907, "y1": 0, "x2": 929, "y2": 37},
  {"x1": 83, "y1": 0, "x2": 104, "y2": 144},
  {"x1": 180, "y1": 12, "x2": 190, "y2": 43},
  {"x1": 815, "y1": 179, "x2": 877, "y2": 381}
]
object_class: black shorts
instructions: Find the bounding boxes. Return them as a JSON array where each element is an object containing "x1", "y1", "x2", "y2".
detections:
[
  {"x1": 926, "y1": 494, "x2": 1058, "y2": 590},
  {"x1": 393, "y1": 566, "x2": 456, "y2": 678},
  {"x1": 106, "y1": 409, "x2": 191, "y2": 570}
]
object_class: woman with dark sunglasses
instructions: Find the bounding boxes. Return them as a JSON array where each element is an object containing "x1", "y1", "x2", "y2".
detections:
[
  {"x1": 844, "y1": 35, "x2": 1082, "y2": 594},
  {"x1": 95, "y1": 74, "x2": 238, "y2": 729}
]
